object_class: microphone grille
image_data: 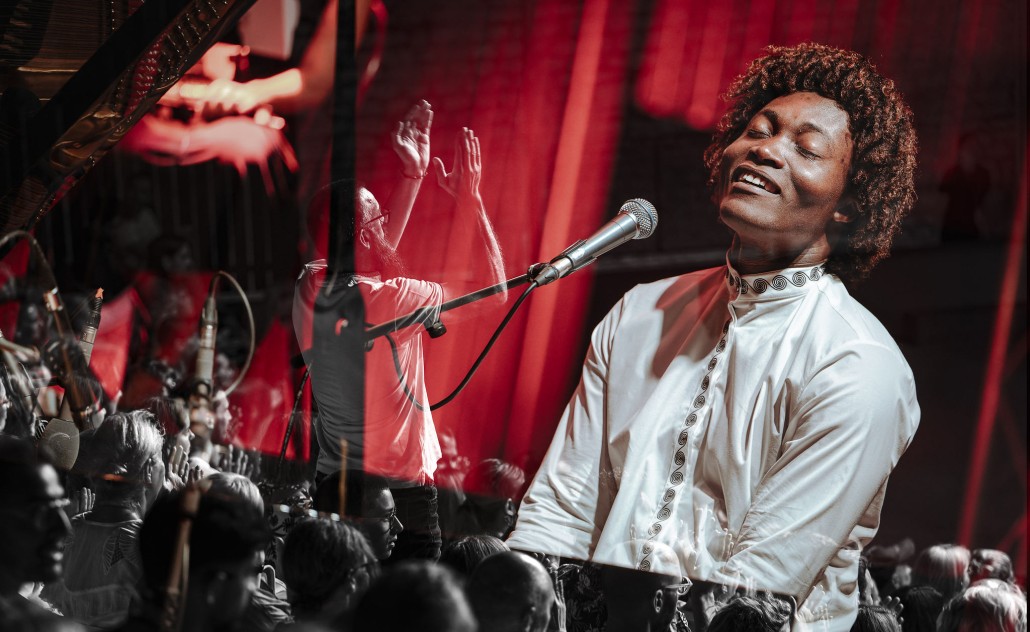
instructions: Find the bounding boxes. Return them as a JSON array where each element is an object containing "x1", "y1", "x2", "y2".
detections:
[
  {"x1": 621, "y1": 199, "x2": 658, "y2": 239},
  {"x1": 39, "y1": 419, "x2": 80, "y2": 471}
]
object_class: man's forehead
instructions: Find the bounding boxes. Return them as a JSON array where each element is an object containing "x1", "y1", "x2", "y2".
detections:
[
  {"x1": 365, "y1": 489, "x2": 395, "y2": 515},
  {"x1": 356, "y1": 187, "x2": 378, "y2": 210}
]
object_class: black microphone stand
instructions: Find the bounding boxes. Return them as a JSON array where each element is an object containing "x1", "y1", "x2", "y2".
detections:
[
  {"x1": 277, "y1": 271, "x2": 539, "y2": 478},
  {"x1": 364, "y1": 272, "x2": 534, "y2": 341}
]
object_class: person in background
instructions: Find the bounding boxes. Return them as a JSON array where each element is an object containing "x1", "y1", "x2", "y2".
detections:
[
  {"x1": 968, "y1": 548, "x2": 1017, "y2": 585},
  {"x1": 41, "y1": 411, "x2": 164, "y2": 629},
  {"x1": 206, "y1": 472, "x2": 293, "y2": 632},
  {"x1": 706, "y1": 594, "x2": 793, "y2": 632},
  {"x1": 466, "y1": 551, "x2": 555, "y2": 632},
  {"x1": 910, "y1": 543, "x2": 970, "y2": 604},
  {"x1": 450, "y1": 458, "x2": 525, "y2": 540},
  {"x1": 313, "y1": 469, "x2": 403, "y2": 562},
  {"x1": 864, "y1": 538, "x2": 916, "y2": 599},
  {"x1": 351, "y1": 561, "x2": 476, "y2": 632},
  {"x1": 850, "y1": 605, "x2": 901, "y2": 632},
  {"x1": 113, "y1": 487, "x2": 270, "y2": 632},
  {"x1": 0, "y1": 436, "x2": 77, "y2": 628},
  {"x1": 936, "y1": 580, "x2": 1027, "y2": 632},
  {"x1": 294, "y1": 102, "x2": 506, "y2": 565},
  {"x1": 281, "y1": 517, "x2": 378, "y2": 624},
  {"x1": 893, "y1": 585, "x2": 943, "y2": 632},
  {"x1": 439, "y1": 534, "x2": 508, "y2": 579}
]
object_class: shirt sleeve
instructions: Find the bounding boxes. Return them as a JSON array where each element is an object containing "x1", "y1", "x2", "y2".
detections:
[
  {"x1": 506, "y1": 297, "x2": 626, "y2": 559},
  {"x1": 711, "y1": 341, "x2": 920, "y2": 598},
  {"x1": 369, "y1": 277, "x2": 444, "y2": 333}
]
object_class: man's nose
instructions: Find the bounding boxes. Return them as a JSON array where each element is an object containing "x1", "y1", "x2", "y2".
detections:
[{"x1": 749, "y1": 136, "x2": 785, "y2": 167}]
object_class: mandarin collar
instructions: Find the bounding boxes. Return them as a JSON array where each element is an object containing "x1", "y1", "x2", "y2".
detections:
[{"x1": 724, "y1": 254, "x2": 828, "y2": 302}]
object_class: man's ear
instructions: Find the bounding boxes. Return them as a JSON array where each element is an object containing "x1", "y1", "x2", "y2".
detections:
[
  {"x1": 143, "y1": 458, "x2": 156, "y2": 486},
  {"x1": 358, "y1": 228, "x2": 371, "y2": 249},
  {"x1": 520, "y1": 605, "x2": 536, "y2": 632},
  {"x1": 833, "y1": 196, "x2": 858, "y2": 224}
]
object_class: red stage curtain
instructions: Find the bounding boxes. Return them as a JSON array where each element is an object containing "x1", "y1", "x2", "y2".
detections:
[
  {"x1": 354, "y1": 0, "x2": 639, "y2": 472},
  {"x1": 634, "y1": 0, "x2": 1012, "y2": 181}
]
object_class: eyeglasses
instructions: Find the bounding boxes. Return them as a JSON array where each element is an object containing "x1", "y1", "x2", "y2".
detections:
[
  {"x1": 364, "y1": 509, "x2": 401, "y2": 531},
  {"x1": 362, "y1": 207, "x2": 390, "y2": 227}
]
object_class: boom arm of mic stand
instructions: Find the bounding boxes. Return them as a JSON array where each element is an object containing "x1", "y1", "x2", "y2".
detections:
[{"x1": 364, "y1": 273, "x2": 532, "y2": 342}]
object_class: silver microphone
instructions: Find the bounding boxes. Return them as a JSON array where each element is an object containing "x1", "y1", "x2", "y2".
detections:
[{"x1": 533, "y1": 198, "x2": 658, "y2": 286}]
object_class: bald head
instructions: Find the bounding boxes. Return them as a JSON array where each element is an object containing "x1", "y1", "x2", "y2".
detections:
[{"x1": 467, "y1": 552, "x2": 554, "y2": 632}]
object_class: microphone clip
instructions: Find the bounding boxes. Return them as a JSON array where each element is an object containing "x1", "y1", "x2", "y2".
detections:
[{"x1": 424, "y1": 320, "x2": 447, "y2": 338}]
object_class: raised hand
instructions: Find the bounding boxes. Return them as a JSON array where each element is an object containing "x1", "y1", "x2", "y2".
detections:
[
  {"x1": 432, "y1": 127, "x2": 481, "y2": 201},
  {"x1": 165, "y1": 443, "x2": 189, "y2": 490},
  {"x1": 391, "y1": 100, "x2": 433, "y2": 178},
  {"x1": 228, "y1": 445, "x2": 249, "y2": 476},
  {"x1": 884, "y1": 595, "x2": 904, "y2": 626},
  {"x1": 71, "y1": 487, "x2": 94, "y2": 517},
  {"x1": 185, "y1": 464, "x2": 204, "y2": 487}
]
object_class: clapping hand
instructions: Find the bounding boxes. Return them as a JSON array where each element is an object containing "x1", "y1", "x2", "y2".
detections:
[
  {"x1": 432, "y1": 127, "x2": 482, "y2": 201},
  {"x1": 392, "y1": 100, "x2": 433, "y2": 178}
]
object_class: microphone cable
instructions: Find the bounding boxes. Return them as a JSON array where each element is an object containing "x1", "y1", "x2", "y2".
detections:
[
  {"x1": 384, "y1": 280, "x2": 539, "y2": 411},
  {"x1": 206, "y1": 270, "x2": 256, "y2": 395}
]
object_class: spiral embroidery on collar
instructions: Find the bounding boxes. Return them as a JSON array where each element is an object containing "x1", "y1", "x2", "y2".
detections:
[
  {"x1": 725, "y1": 265, "x2": 824, "y2": 295},
  {"x1": 638, "y1": 319, "x2": 731, "y2": 572}
]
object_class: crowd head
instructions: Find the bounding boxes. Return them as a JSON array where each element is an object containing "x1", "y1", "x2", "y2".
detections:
[
  {"x1": 314, "y1": 469, "x2": 403, "y2": 561},
  {"x1": 79, "y1": 410, "x2": 165, "y2": 512},
  {"x1": 460, "y1": 458, "x2": 525, "y2": 539},
  {"x1": 853, "y1": 605, "x2": 903, "y2": 632},
  {"x1": 439, "y1": 534, "x2": 508, "y2": 578},
  {"x1": 937, "y1": 579, "x2": 1027, "y2": 632},
  {"x1": 466, "y1": 551, "x2": 554, "y2": 632},
  {"x1": 139, "y1": 487, "x2": 270, "y2": 631},
  {"x1": 895, "y1": 585, "x2": 944, "y2": 632},
  {"x1": 706, "y1": 593, "x2": 793, "y2": 632},
  {"x1": 0, "y1": 436, "x2": 70, "y2": 596},
  {"x1": 970, "y1": 548, "x2": 1017, "y2": 585},
  {"x1": 912, "y1": 543, "x2": 971, "y2": 603},
  {"x1": 282, "y1": 517, "x2": 377, "y2": 621},
  {"x1": 352, "y1": 561, "x2": 475, "y2": 632}
]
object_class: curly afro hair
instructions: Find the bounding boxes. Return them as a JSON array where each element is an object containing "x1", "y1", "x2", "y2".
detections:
[{"x1": 704, "y1": 43, "x2": 918, "y2": 283}]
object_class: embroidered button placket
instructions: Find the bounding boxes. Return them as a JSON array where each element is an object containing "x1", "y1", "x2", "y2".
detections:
[{"x1": 639, "y1": 318, "x2": 731, "y2": 571}]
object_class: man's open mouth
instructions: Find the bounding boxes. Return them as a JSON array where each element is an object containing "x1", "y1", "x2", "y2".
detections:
[{"x1": 732, "y1": 166, "x2": 780, "y2": 193}]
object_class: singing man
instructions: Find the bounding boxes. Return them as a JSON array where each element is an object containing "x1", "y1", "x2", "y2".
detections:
[{"x1": 508, "y1": 43, "x2": 920, "y2": 631}]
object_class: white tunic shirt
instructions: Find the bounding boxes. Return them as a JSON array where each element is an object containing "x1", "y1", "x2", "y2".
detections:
[{"x1": 507, "y1": 260, "x2": 919, "y2": 631}]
